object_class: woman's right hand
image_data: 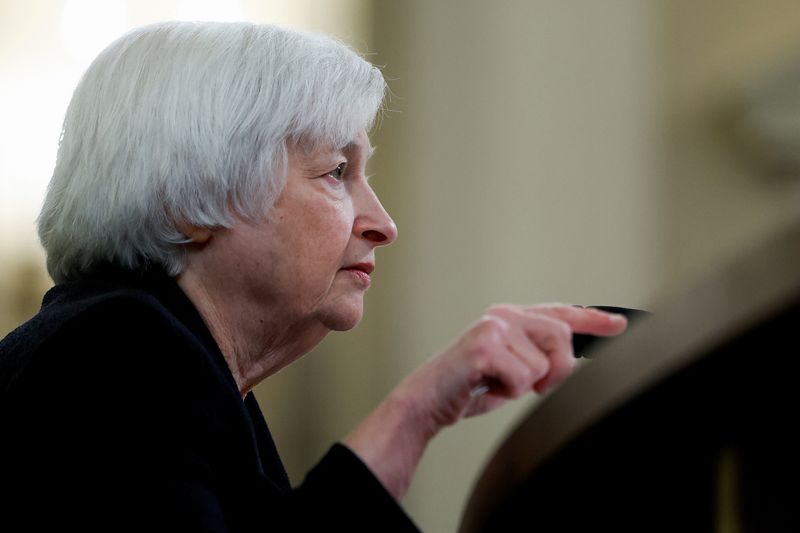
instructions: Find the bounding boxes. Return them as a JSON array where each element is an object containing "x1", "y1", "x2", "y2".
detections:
[
  {"x1": 345, "y1": 303, "x2": 627, "y2": 500},
  {"x1": 395, "y1": 303, "x2": 628, "y2": 432}
]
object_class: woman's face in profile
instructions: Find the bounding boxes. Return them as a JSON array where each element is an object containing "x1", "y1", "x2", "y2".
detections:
[{"x1": 199, "y1": 131, "x2": 397, "y2": 331}]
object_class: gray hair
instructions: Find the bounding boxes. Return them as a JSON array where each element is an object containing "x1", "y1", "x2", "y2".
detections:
[{"x1": 38, "y1": 21, "x2": 386, "y2": 283}]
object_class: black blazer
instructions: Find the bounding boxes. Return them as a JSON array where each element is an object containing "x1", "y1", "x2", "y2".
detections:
[{"x1": 0, "y1": 266, "x2": 418, "y2": 532}]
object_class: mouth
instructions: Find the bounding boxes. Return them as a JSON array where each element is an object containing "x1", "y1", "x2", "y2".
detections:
[
  {"x1": 342, "y1": 262, "x2": 375, "y2": 275},
  {"x1": 340, "y1": 262, "x2": 374, "y2": 287}
]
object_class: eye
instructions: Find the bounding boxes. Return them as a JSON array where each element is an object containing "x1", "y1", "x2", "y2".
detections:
[{"x1": 326, "y1": 162, "x2": 347, "y2": 181}]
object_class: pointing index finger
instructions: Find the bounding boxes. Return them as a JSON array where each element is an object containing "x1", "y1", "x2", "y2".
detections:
[{"x1": 524, "y1": 304, "x2": 628, "y2": 337}]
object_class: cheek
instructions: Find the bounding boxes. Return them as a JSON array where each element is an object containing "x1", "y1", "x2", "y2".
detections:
[{"x1": 287, "y1": 203, "x2": 353, "y2": 266}]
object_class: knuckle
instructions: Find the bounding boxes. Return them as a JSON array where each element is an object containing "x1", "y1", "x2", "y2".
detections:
[
  {"x1": 539, "y1": 321, "x2": 571, "y2": 353},
  {"x1": 462, "y1": 331, "x2": 496, "y2": 369},
  {"x1": 473, "y1": 315, "x2": 508, "y2": 343},
  {"x1": 486, "y1": 303, "x2": 518, "y2": 318},
  {"x1": 516, "y1": 364, "x2": 534, "y2": 385},
  {"x1": 550, "y1": 357, "x2": 577, "y2": 384},
  {"x1": 529, "y1": 302, "x2": 562, "y2": 313},
  {"x1": 555, "y1": 320, "x2": 572, "y2": 340},
  {"x1": 550, "y1": 357, "x2": 573, "y2": 378},
  {"x1": 485, "y1": 304, "x2": 503, "y2": 314},
  {"x1": 531, "y1": 357, "x2": 551, "y2": 380},
  {"x1": 468, "y1": 343, "x2": 492, "y2": 370},
  {"x1": 477, "y1": 313, "x2": 501, "y2": 326},
  {"x1": 517, "y1": 365, "x2": 540, "y2": 396}
]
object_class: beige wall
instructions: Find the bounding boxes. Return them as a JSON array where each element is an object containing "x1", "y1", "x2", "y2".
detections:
[
  {"x1": 367, "y1": 1, "x2": 660, "y2": 530},
  {"x1": 658, "y1": 0, "x2": 800, "y2": 296}
]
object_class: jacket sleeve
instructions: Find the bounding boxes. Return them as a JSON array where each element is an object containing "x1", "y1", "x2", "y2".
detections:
[{"x1": 286, "y1": 443, "x2": 420, "y2": 532}]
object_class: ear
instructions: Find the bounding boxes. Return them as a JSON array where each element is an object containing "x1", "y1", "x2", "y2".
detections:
[{"x1": 176, "y1": 221, "x2": 213, "y2": 245}]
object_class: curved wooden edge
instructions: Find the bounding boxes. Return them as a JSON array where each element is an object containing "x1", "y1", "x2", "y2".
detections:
[{"x1": 458, "y1": 220, "x2": 800, "y2": 533}]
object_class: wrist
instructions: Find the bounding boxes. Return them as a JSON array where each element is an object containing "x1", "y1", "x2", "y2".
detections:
[{"x1": 344, "y1": 388, "x2": 437, "y2": 500}]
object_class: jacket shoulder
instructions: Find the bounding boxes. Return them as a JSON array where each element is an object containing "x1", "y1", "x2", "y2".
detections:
[{"x1": 0, "y1": 279, "x2": 231, "y2": 408}]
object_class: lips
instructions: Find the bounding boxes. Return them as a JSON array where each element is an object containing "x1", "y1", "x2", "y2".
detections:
[
  {"x1": 342, "y1": 262, "x2": 374, "y2": 274},
  {"x1": 341, "y1": 262, "x2": 374, "y2": 287}
]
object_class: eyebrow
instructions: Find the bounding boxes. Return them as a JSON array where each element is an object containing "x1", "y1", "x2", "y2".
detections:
[
  {"x1": 341, "y1": 141, "x2": 376, "y2": 160},
  {"x1": 299, "y1": 141, "x2": 377, "y2": 175}
]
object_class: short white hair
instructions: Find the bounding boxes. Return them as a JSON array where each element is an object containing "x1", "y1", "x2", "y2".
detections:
[{"x1": 38, "y1": 21, "x2": 386, "y2": 283}]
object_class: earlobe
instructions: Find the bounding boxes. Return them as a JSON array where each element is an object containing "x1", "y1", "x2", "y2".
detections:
[
  {"x1": 176, "y1": 221, "x2": 213, "y2": 244},
  {"x1": 188, "y1": 227, "x2": 213, "y2": 244}
]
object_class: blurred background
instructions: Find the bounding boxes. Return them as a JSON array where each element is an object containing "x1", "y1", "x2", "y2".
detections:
[{"x1": 2, "y1": 1, "x2": 800, "y2": 531}]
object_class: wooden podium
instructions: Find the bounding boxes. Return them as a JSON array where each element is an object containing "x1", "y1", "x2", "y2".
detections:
[{"x1": 459, "y1": 221, "x2": 800, "y2": 532}]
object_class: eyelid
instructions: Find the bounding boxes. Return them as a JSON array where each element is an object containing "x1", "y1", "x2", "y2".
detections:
[{"x1": 326, "y1": 162, "x2": 347, "y2": 180}]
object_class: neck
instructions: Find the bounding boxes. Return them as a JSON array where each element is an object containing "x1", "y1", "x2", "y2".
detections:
[{"x1": 176, "y1": 269, "x2": 329, "y2": 397}]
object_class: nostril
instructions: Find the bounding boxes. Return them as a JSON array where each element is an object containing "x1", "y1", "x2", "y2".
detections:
[{"x1": 362, "y1": 229, "x2": 388, "y2": 243}]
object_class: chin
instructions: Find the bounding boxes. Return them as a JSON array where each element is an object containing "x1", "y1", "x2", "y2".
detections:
[{"x1": 319, "y1": 303, "x2": 364, "y2": 331}]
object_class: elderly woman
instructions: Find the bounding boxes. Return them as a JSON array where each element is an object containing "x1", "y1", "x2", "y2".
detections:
[{"x1": 0, "y1": 21, "x2": 626, "y2": 531}]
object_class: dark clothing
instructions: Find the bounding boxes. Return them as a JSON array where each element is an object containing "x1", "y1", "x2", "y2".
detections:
[{"x1": 0, "y1": 266, "x2": 418, "y2": 532}]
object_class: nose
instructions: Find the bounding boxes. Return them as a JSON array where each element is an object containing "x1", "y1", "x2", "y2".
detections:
[{"x1": 353, "y1": 184, "x2": 398, "y2": 246}]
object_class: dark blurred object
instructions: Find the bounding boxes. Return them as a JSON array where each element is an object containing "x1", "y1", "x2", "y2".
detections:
[
  {"x1": 572, "y1": 306, "x2": 652, "y2": 356},
  {"x1": 459, "y1": 220, "x2": 800, "y2": 533}
]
